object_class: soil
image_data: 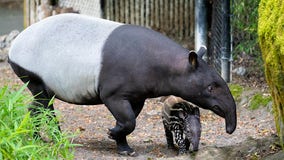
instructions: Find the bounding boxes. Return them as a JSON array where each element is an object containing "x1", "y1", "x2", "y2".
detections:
[{"x1": 0, "y1": 41, "x2": 283, "y2": 159}]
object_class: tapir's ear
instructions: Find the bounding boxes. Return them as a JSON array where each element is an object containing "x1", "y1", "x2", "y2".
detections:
[
  {"x1": 188, "y1": 50, "x2": 198, "y2": 69},
  {"x1": 197, "y1": 45, "x2": 207, "y2": 57},
  {"x1": 194, "y1": 108, "x2": 200, "y2": 116},
  {"x1": 178, "y1": 111, "x2": 187, "y2": 119}
]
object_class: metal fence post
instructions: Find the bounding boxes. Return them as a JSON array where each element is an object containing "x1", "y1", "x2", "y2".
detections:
[
  {"x1": 195, "y1": 0, "x2": 208, "y2": 61},
  {"x1": 221, "y1": 0, "x2": 231, "y2": 82}
]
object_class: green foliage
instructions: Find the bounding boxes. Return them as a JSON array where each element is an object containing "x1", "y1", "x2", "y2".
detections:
[
  {"x1": 249, "y1": 93, "x2": 272, "y2": 110},
  {"x1": 232, "y1": 0, "x2": 264, "y2": 75},
  {"x1": 229, "y1": 84, "x2": 272, "y2": 110},
  {"x1": 229, "y1": 84, "x2": 244, "y2": 101},
  {"x1": 0, "y1": 84, "x2": 77, "y2": 160},
  {"x1": 232, "y1": 0, "x2": 261, "y2": 57}
]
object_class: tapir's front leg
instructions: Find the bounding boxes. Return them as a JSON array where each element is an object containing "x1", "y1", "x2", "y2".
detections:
[
  {"x1": 104, "y1": 98, "x2": 137, "y2": 156},
  {"x1": 174, "y1": 125, "x2": 187, "y2": 154},
  {"x1": 163, "y1": 122, "x2": 175, "y2": 149}
]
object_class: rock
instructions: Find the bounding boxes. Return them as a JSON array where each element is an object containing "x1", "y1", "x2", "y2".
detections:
[
  {"x1": 0, "y1": 50, "x2": 8, "y2": 62},
  {"x1": 195, "y1": 147, "x2": 228, "y2": 160},
  {"x1": 263, "y1": 150, "x2": 284, "y2": 160},
  {"x1": 0, "y1": 35, "x2": 7, "y2": 49},
  {"x1": 146, "y1": 110, "x2": 160, "y2": 116},
  {"x1": 5, "y1": 30, "x2": 19, "y2": 47},
  {"x1": 0, "y1": 30, "x2": 19, "y2": 62},
  {"x1": 193, "y1": 135, "x2": 281, "y2": 160},
  {"x1": 233, "y1": 66, "x2": 246, "y2": 76}
]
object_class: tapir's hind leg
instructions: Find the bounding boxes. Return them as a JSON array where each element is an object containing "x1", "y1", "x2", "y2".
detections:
[
  {"x1": 130, "y1": 100, "x2": 145, "y2": 118},
  {"x1": 9, "y1": 61, "x2": 61, "y2": 137}
]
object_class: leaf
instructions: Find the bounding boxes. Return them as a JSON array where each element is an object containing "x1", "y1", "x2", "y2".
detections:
[
  {"x1": 9, "y1": 82, "x2": 29, "y2": 106},
  {"x1": 48, "y1": 95, "x2": 56, "y2": 107}
]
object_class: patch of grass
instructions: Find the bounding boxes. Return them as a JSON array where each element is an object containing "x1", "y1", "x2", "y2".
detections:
[
  {"x1": 249, "y1": 93, "x2": 272, "y2": 110},
  {"x1": 229, "y1": 84, "x2": 244, "y2": 101},
  {"x1": 0, "y1": 84, "x2": 77, "y2": 160}
]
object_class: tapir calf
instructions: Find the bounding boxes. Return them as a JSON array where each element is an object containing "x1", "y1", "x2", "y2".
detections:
[
  {"x1": 8, "y1": 13, "x2": 236, "y2": 156},
  {"x1": 162, "y1": 96, "x2": 201, "y2": 154}
]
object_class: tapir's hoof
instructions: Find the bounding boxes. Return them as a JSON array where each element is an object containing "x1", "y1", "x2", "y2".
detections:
[
  {"x1": 107, "y1": 129, "x2": 115, "y2": 140},
  {"x1": 118, "y1": 150, "x2": 138, "y2": 157},
  {"x1": 167, "y1": 144, "x2": 175, "y2": 149},
  {"x1": 178, "y1": 151, "x2": 187, "y2": 155}
]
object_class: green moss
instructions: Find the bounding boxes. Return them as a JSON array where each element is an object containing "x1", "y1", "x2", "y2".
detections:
[
  {"x1": 249, "y1": 93, "x2": 272, "y2": 110},
  {"x1": 258, "y1": 0, "x2": 284, "y2": 149},
  {"x1": 229, "y1": 84, "x2": 244, "y2": 101}
]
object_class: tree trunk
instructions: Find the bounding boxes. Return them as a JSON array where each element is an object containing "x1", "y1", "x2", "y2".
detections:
[{"x1": 258, "y1": 0, "x2": 284, "y2": 149}]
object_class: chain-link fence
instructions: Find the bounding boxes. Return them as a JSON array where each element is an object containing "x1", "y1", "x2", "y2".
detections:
[
  {"x1": 209, "y1": 0, "x2": 222, "y2": 72},
  {"x1": 208, "y1": 0, "x2": 231, "y2": 81}
]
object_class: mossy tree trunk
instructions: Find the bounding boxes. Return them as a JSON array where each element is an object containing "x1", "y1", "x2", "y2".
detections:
[{"x1": 258, "y1": 0, "x2": 284, "y2": 149}]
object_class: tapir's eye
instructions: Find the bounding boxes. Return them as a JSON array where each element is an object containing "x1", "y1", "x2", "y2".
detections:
[
  {"x1": 208, "y1": 83, "x2": 217, "y2": 93},
  {"x1": 208, "y1": 85, "x2": 213, "y2": 92}
]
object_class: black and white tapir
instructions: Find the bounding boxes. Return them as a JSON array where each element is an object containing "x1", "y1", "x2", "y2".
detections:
[
  {"x1": 162, "y1": 96, "x2": 201, "y2": 154},
  {"x1": 8, "y1": 13, "x2": 236, "y2": 156}
]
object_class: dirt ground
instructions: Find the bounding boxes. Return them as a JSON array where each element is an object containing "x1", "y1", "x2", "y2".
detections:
[{"x1": 0, "y1": 54, "x2": 282, "y2": 159}]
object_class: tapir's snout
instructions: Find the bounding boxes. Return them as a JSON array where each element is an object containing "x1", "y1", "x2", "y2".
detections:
[
  {"x1": 211, "y1": 102, "x2": 237, "y2": 134},
  {"x1": 226, "y1": 123, "x2": 236, "y2": 134},
  {"x1": 224, "y1": 101, "x2": 237, "y2": 134},
  {"x1": 225, "y1": 108, "x2": 237, "y2": 134},
  {"x1": 192, "y1": 142, "x2": 199, "y2": 152}
]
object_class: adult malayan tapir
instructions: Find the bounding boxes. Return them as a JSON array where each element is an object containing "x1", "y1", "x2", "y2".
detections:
[{"x1": 8, "y1": 13, "x2": 236, "y2": 156}]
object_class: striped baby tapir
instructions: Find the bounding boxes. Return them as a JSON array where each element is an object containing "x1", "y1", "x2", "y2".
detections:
[
  {"x1": 8, "y1": 13, "x2": 236, "y2": 156},
  {"x1": 162, "y1": 96, "x2": 201, "y2": 154}
]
